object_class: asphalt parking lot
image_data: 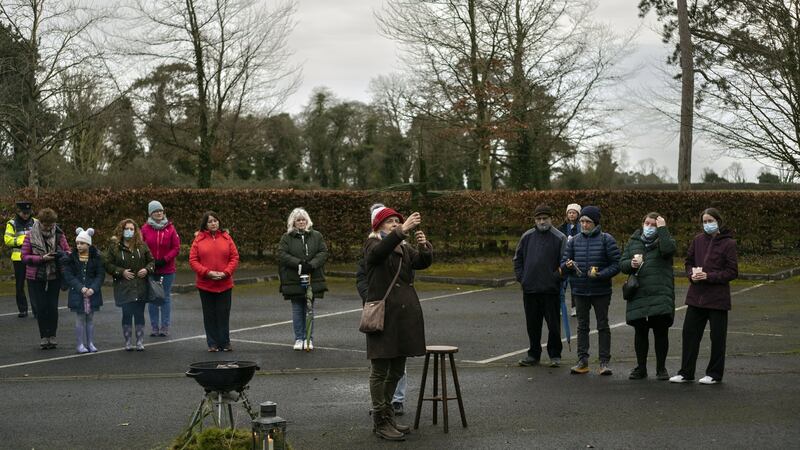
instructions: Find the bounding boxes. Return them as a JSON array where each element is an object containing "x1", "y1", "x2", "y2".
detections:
[{"x1": 0, "y1": 276, "x2": 798, "y2": 449}]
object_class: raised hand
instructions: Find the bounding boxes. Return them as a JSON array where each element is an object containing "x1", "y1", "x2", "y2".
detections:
[{"x1": 401, "y1": 212, "x2": 422, "y2": 233}]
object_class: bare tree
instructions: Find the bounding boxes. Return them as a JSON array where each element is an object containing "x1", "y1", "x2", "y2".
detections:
[
  {"x1": 120, "y1": 0, "x2": 300, "y2": 187},
  {"x1": 0, "y1": 0, "x2": 110, "y2": 194},
  {"x1": 722, "y1": 161, "x2": 746, "y2": 183}
]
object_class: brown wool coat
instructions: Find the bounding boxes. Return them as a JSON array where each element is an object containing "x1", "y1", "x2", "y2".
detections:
[{"x1": 363, "y1": 228, "x2": 432, "y2": 360}]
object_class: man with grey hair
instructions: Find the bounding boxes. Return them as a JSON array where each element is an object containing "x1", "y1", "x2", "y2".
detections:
[{"x1": 514, "y1": 204, "x2": 567, "y2": 367}]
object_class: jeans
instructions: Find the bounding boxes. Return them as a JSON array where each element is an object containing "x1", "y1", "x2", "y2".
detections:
[
  {"x1": 291, "y1": 297, "x2": 314, "y2": 341},
  {"x1": 370, "y1": 357, "x2": 406, "y2": 410},
  {"x1": 14, "y1": 261, "x2": 31, "y2": 315},
  {"x1": 199, "y1": 288, "x2": 232, "y2": 348},
  {"x1": 392, "y1": 371, "x2": 408, "y2": 404},
  {"x1": 678, "y1": 305, "x2": 728, "y2": 381},
  {"x1": 522, "y1": 292, "x2": 562, "y2": 360},
  {"x1": 121, "y1": 302, "x2": 146, "y2": 326},
  {"x1": 148, "y1": 273, "x2": 175, "y2": 329},
  {"x1": 575, "y1": 294, "x2": 611, "y2": 363},
  {"x1": 29, "y1": 279, "x2": 61, "y2": 338}
]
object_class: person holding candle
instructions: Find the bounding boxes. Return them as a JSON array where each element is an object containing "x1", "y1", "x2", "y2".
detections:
[
  {"x1": 619, "y1": 213, "x2": 677, "y2": 380},
  {"x1": 671, "y1": 207, "x2": 738, "y2": 385},
  {"x1": 62, "y1": 228, "x2": 104, "y2": 353}
]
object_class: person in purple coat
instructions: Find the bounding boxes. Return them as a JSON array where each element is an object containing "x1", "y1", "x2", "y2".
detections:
[
  {"x1": 670, "y1": 208, "x2": 738, "y2": 385},
  {"x1": 21, "y1": 208, "x2": 71, "y2": 349}
]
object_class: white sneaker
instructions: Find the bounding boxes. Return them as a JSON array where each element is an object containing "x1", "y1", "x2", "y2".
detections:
[
  {"x1": 570, "y1": 307, "x2": 576, "y2": 317},
  {"x1": 305, "y1": 340, "x2": 314, "y2": 351},
  {"x1": 293, "y1": 340, "x2": 303, "y2": 351},
  {"x1": 669, "y1": 375, "x2": 691, "y2": 383},
  {"x1": 76, "y1": 344, "x2": 89, "y2": 354},
  {"x1": 698, "y1": 376, "x2": 719, "y2": 385}
]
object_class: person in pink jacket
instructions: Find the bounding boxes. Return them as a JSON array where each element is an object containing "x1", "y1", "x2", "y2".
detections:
[
  {"x1": 189, "y1": 211, "x2": 239, "y2": 352},
  {"x1": 141, "y1": 200, "x2": 180, "y2": 337},
  {"x1": 21, "y1": 208, "x2": 71, "y2": 349}
]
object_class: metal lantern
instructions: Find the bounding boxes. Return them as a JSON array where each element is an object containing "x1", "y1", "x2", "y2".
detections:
[{"x1": 251, "y1": 401, "x2": 287, "y2": 450}]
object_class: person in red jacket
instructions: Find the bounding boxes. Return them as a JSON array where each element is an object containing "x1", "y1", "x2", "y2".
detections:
[
  {"x1": 189, "y1": 211, "x2": 240, "y2": 352},
  {"x1": 670, "y1": 207, "x2": 738, "y2": 385},
  {"x1": 141, "y1": 200, "x2": 181, "y2": 337}
]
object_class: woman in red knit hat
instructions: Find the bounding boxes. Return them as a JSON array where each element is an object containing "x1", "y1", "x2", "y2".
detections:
[{"x1": 363, "y1": 204, "x2": 432, "y2": 441}]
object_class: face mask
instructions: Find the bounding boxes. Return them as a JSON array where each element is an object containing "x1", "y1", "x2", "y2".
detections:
[
  {"x1": 536, "y1": 223, "x2": 551, "y2": 232},
  {"x1": 123, "y1": 229, "x2": 134, "y2": 240},
  {"x1": 703, "y1": 221, "x2": 719, "y2": 234},
  {"x1": 642, "y1": 226, "x2": 657, "y2": 238}
]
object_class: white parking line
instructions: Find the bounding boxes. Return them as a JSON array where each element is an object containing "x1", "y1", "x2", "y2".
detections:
[
  {"x1": 230, "y1": 338, "x2": 367, "y2": 353},
  {"x1": 465, "y1": 283, "x2": 768, "y2": 365},
  {"x1": 0, "y1": 288, "x2": 491, "y2": 370},
  {"x1": 0, "y1": 306, "x2": 67, "y2": 318}
]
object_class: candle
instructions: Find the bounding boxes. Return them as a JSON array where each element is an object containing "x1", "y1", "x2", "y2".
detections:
[{"x1": 268, "y1": 435, "x2": 274, "y2": 450}]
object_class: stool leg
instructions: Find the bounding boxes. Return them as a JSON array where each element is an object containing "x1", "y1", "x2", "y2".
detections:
[
  {"x1": 432, "y1": 353, "x2": 439, "y2": 425},
  {"x1": 449, "y1": 353, "x2": 468, "y2": 428},
  {"x1": 414, "y1": 353, "x2": 430, "y2": 430},
  {"x1": 441, "y1": 354, "x2": 450, "y2": 433}
]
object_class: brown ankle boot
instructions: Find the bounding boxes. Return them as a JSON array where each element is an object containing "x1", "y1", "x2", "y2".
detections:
[
  {"x1": 385, "y1": 406, "x2": 411, "y2": 434},
  {"x1": 372, "y1": 408, "x2": 404, "y2": 441}
]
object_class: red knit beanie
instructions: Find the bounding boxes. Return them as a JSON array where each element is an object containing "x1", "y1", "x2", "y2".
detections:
[{"x1": 371, "y1": 204, "x2": 404, "y2": 231}]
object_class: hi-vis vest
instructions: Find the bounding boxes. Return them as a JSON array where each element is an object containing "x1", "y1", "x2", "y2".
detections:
[{"x1": 4, "y1": 218, "x2": 35, "y2": 261}]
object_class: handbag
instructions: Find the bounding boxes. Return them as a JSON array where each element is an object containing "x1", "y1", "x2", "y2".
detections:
[
  {"x1": 358, "y1": 259, "x2": 402, "y2": 334},
  {"x1": 622, "y1": 257, "x2": 644, "y2": 301},
  {"x1": 147, "y1": 275, "x2": 166, "y2": 304}
]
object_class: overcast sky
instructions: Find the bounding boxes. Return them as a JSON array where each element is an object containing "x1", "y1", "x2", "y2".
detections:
[{"x1": 284, "y1": 0, "x2": 765, "y2": 182}]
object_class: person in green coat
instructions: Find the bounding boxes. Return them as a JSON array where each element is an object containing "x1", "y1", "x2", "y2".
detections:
[
  {"x1": 278, "y1": 208, "x2": 328, "y2": 351},
  {"x1": 619, "y1": 212, "x2": 677, "y2": 381}
]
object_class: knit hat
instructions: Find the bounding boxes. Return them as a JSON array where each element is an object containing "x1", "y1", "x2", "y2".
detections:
[
  {"x1": 75, "y1": 227, "x2": 95, "y2": 245},
  {"x1": 148, "y1": 200, "x2": 164, "y2": 215},
  {"x1": 533, "y1": 204, "x2": 553, "y2": 218},
  {"x1": 566, "y1": 203, "x2": 581, "y2": 215},
  {"x1": 580, "y1": 205, "x2": 601, "y2": 225},
  {"x1": 370, "y1": 203, "x2": 404, "y2": 231}
]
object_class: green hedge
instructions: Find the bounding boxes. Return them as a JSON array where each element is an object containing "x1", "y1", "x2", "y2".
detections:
[{"x1": 2, "y1": 189, "x2": 797, "y2": 261}]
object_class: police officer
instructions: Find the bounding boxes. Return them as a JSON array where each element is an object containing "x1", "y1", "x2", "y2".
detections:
[{"x1": 5, "y1": 201, "x2": 36, "y2": 317}]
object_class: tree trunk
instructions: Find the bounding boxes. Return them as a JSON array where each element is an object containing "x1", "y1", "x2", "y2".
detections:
[
  {"x1": 468, "y1": 0, "x2": 492, "y2": 191},
  {"x1": 677, "y1": 0, "x2": 694, "y2": 191}
]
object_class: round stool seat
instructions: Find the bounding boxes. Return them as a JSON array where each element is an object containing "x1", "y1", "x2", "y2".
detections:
[{"x1": 426, "y1": 345, "x2": 458, "y2": 354}]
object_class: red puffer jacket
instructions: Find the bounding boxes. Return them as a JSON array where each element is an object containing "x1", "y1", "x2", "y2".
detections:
[{"x1": 189, "y1": 230, "x2": 240, "y2": 293}]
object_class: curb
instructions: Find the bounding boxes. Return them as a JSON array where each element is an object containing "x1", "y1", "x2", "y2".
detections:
[{"x1": 326, "y1": 270, "x2": 516, "y2": 288}]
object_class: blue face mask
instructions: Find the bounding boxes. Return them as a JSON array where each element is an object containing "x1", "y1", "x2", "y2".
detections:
[
  {"x1": 642, "y1": 226, "x2": 657, "y2": 238},
  {"x1": 703, "y1": 221, "x2": 719, "y2": 234},
  {"x1": 123, "y1": 229, "x2": 134, "y2": 240}
]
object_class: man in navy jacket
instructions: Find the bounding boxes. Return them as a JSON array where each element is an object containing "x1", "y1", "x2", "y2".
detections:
[
  {"x1": 514, "y1": 204, "x2": 567, "y2": 367},
  {"x1": 561, "y1": 205, "x2": 620, "y2": 375}
]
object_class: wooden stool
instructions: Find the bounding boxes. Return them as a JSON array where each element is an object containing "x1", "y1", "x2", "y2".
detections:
[{"x1": 414, "y1": 345, "x2": 467, "y2": 433}]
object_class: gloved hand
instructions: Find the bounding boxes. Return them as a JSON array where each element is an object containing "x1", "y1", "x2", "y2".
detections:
[
  {"x1": 300, "y1": 261, "x2": 313, "y2": 274},
  {"x1": 155, "y1": 258, "x2": 167, "y2": 268}
]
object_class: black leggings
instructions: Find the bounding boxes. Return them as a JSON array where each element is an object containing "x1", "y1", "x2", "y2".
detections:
[{"x1": 629, "y1": 314, "x2": 672, "y2": 371}]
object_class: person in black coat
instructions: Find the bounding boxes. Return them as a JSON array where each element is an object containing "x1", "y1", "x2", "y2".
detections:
[
  {"x1": 61, "y1": 228, "x2": 104, "y2": 353},
  {"x1": 514, "y1": 204, "x2": 567, "y2": 367}
]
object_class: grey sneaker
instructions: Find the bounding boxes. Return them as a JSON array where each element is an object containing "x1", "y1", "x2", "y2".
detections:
[
  {"x1": 599, "y1": 362, "x2": 613, "y2": 376},
  {"x1": 549, "y1": 358, "x2": 561, "y2": 368},
  {"x1": 570, "y1": 359, "x2": 589, "y2": 374}
]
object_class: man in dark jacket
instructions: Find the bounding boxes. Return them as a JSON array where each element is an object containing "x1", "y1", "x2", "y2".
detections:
[
  {"x1": 514, "y1": 204, "x2": 567, "y2": 367},
  {"x1": 561, "y1": 205, "x2": 620, "y2": 375}
]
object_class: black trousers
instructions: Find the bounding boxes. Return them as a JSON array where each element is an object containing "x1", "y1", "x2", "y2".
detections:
[
  {"x1": 522, "y1": 292, "x2": 562, "y2": 360},
  {"x1": 575, "y1": 294, "x2": 611, "y2": 363},
  {"x1": 629, "y1": 314, "x2": 672, "y2": 371},
  {"x1": 678, "y1": 305, "x2": 728, "y2": 381},
  {"x1": 199, "y1": 288, "x2": 232, "y2": 348},
  {"x1": 14, "y1": 261, "x2": 32, "y2": 315},
  {"x1": 28, "y1": 279, "x2": 61, "y2": 338}
]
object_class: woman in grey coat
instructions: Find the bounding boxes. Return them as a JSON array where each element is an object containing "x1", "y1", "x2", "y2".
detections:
[{"x1": 363, "y1": 204, "x2": 431, "y2": 441}]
